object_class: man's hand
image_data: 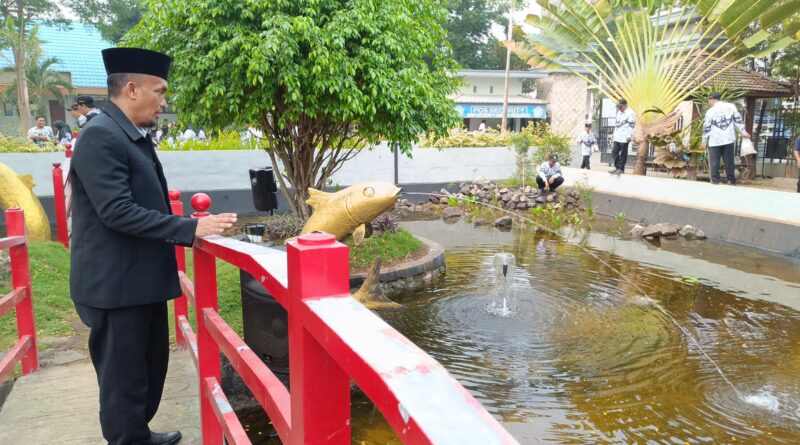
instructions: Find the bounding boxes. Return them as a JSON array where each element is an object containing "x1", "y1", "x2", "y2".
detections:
[
  {"x1": 195, "y1": 213, "x2": 237, "y2": 238},
  {"x1": 626, "y1": 137, "x2": 632, "y2": 142},
  {"x1": 548, "y1": 177, "x2": 555, "y2": 185},
  {"x1": 742, "y1": 131, "x2": 751, "y2": 139}
]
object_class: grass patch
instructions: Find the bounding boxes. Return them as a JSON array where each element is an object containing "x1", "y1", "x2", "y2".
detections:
[
  {"x1": 0, "y1": 242, "x2": 76, "y2": 350},
  {"x1": 345, "y1": 228, "x2": 424, "y2": 271},
  {"x1": 182, "y1": 254, "x2": 244, "y2": 337}
]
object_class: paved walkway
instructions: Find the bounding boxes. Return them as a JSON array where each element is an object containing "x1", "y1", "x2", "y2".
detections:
[
  {"x1": 562, "y1": 166, "x2": 800, "y2": 227},
  {"x1": 0, "y1": 350, "x2": 200, "y2": 444}
]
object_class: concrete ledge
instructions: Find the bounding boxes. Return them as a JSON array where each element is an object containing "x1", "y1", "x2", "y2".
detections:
[
  {"x1": 562, "y1": 167, "x2": 800, "y2": 227},
  {"x1": 559, "y1": 167, "x2": 800, "y2": 256}
]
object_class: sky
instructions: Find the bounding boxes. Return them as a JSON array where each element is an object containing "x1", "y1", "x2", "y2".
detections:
[{"x1": 491, "y1": 4, "x2": 540, "y2": 40}]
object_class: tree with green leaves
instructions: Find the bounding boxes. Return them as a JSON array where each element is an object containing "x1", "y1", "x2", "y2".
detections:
[
  {"x1": 4, "y1": 54, "x2": 73, "y2": 118},
  {"x1": 445, "y1": 0, "x2": 504, "y2": 69},
  {"x1": 0, "y1": 0, "x2": 62, "y2": 134},
  {"x1": 67, "y1": 0, "x2": 144, "y2": 43},
  {"x1": 509, "y1": 0, "x2": 800, "y2": 175},
  {"x1": 127, "y1": 0, "x2": 461, "y2": 219}
]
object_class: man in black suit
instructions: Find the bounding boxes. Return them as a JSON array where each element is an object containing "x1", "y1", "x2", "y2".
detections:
[{"x1": 70, "y1": 47, "x2": 237, "y2": 445}]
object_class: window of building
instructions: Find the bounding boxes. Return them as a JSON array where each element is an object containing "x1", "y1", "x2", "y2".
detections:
[
  {"x1": 473, "y1": 86, "x2": 478, "y2": 93},
  {"x1": 3, "y1": 102, "x2": 16, "y2": 117}
]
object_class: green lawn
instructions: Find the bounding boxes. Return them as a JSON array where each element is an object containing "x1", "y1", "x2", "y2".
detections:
[
  {"x1": 0, "y1": 242, "x2": 75, "y2": 351},
  {"x1": 346, "y1": 228, "x2": 424, "y2": 271},
  {"x1": 0, "y1": 230, "x2": 425, "y2": 349}
]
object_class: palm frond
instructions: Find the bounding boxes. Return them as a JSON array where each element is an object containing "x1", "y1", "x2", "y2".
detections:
[{"x1": 510, "y1": 0, "x2": 800, "y2": 130}]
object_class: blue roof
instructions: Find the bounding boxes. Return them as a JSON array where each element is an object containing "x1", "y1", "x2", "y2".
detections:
[{"x1": 0, "y1": 22, "x2": 114, "y2": 88}]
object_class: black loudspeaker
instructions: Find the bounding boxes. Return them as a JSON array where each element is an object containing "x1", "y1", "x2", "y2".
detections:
[
  {"x1": 249, "y1": 167, "x2": 278, "y2": 212},
  {"x1": 240, "y1": 269, "x2": 289, "y2": 378}
]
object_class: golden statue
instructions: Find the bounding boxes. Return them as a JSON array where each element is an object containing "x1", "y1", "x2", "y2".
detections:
[
  {"x1": 301, "y1": 181, "x2": 401, "y2": 244},
  {"x1": 352, "y1": 257, "x2": 403, "y2": 310},
  {"x1": 0, "y1": 162, "x2": 51, "y2": 241}
]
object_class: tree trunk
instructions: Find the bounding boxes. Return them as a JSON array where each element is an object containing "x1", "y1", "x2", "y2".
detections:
[
  {"x1": 686, "y1": 165, "x2": 697, "y2": 181},
  {"x1": 633, "y1": 139, "x2": 648, "y2": 175},
  {"x1": 13, "y1": 1, "x2": 31, "y2": 135}
]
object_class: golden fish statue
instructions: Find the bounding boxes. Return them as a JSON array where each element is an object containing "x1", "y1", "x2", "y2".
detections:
[
  {"x1": 352, "y1": 257, "x2": 403, "y2": 310},
  {"x1": 0, "y1": 162, "x2": 51, "y2": 242},
  {"x1": 301, "y1": 181, "x2": 401, "y2": 244}
]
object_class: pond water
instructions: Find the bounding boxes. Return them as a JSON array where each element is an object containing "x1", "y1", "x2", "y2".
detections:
[{"x1": 244, "y1": 218, "x2": 800, "y2": 444}]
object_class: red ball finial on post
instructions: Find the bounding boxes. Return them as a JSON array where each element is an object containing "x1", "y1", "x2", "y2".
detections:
[
  {"x1": 168, "y1": 189, "x2": 181, "y2": 202},
  {"x1": 191, "y1": 193, "x2": 211, "y2": 218},
  {"x1": 65, "y1": 144, "x2": 73, "y2": 158}
]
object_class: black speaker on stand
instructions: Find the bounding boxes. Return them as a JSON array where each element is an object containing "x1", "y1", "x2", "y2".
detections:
[{"x1": 249, "y1": 167, "x2": 278, "y2": 213}]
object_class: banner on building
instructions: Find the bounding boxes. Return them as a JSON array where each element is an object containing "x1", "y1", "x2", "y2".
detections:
[{"x1": 455, "y1": 104, "x2": 547, "y2": 119}]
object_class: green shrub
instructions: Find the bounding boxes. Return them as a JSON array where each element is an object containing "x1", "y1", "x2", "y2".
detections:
[
  {"x1": 418, "y1": 122, "x2": 570, "y2": 159},
  {"x1": 0, "y1": 136, "x2": 63, "y2": 153},
  {"x1": 159, "y1": 131, "x2": 247, "y2": 151}
]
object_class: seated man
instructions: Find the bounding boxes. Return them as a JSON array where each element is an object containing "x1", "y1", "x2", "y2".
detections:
[
  {"x1": 27, "y1": 115, "x2": 54, "y2": 145},
  {"x1": 536, "y1": 153, "x2": 564, "y2": 191}
]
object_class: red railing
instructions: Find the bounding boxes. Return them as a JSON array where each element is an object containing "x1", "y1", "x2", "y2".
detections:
[
  {"x1": 169, "y1": 190, "x2": 517, "y2": 445},
  {"x1": 52, "y1": 143, "x2": 74, "y2": 248},
  {"x1": 0, "y1": 209, "x2": 39, "y2": 382}
]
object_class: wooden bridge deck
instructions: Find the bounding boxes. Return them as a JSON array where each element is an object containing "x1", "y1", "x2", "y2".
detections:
[{"x1": 0, "y1": 350, "x2": 200, "y2": 444}]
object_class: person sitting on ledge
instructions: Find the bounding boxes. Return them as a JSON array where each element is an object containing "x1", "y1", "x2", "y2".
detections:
[{"x1": 536, "y1": 153, "x2": 564, "y2": 192}]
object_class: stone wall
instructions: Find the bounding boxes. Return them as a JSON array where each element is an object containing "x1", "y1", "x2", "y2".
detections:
[{"x1": 537, "y1": 73, "x2": 588, "y2": 139}]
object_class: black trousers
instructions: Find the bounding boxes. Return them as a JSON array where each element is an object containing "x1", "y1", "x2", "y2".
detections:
[
  {"x1": 709, "y1": 143, "x2": 736, "y2": 185},
  {"x1": 612, "y1": 141, "x2": 629, "y2": 171},
  {"x1": 580, "y1": 155, "x2": 591, "y2": 169},
  {"x1": 536, "y1": 176, "x2": 564, "y2": 191},
  {"x1": 75, "y1": 302, "x2": 170, "y2": 445}
]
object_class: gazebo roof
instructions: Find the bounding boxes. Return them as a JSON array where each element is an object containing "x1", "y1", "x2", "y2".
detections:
[{"x1": 684, "y1": 53, "x2": 793, "y2": 98}]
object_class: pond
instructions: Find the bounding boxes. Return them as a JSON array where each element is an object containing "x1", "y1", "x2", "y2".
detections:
[{"x1": 245, "y1": 218, "x2": 800, "y2": 444}]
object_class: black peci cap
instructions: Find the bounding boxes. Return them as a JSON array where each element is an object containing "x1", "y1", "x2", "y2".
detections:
[
  {"x1": 618, "y1": 98, "x2": 627, "y2": 105},
  {"x1": 102, "y1": 47, "x2": 172, "y2": 81},
  {"x1": 66, "y1": 102, "x2": 78, "y2": 111},
  {"x1": 709, "y1": 92, "x2": 722, "y2": 100},
  {"x1": 76, "y1": 95, "x2": 95, "y2": 107}
]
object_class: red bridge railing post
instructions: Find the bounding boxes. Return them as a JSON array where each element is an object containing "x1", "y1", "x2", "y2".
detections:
[
  {"x1": 169, "y1": 189, "x2": 188, "y2": 347},
  {"x1": 286, "y1": 232, "x2": 351, "y2": 444},
  {"x1": 6, "y1": 209, "x2": 38, "y2": 374},
  {"x1": 51, "y1": 163, "x2": 69, "y2": 248},
  {"x1": 191, "y1": 193, "x2": 223, "y2": 445}
]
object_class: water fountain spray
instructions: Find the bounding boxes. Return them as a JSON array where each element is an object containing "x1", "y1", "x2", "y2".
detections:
[{"x1": 492, "y1": 253, "x2": 516, "y2": 317}]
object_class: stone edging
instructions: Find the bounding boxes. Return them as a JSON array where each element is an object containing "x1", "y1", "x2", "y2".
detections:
[{"x1": 349, "y1": 235, "x2": 446, "y2": 288}]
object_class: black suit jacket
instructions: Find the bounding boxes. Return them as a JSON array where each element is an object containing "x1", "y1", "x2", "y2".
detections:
[{"x1": 69, "y1": 101, "x2": 197, "y2": 309}]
